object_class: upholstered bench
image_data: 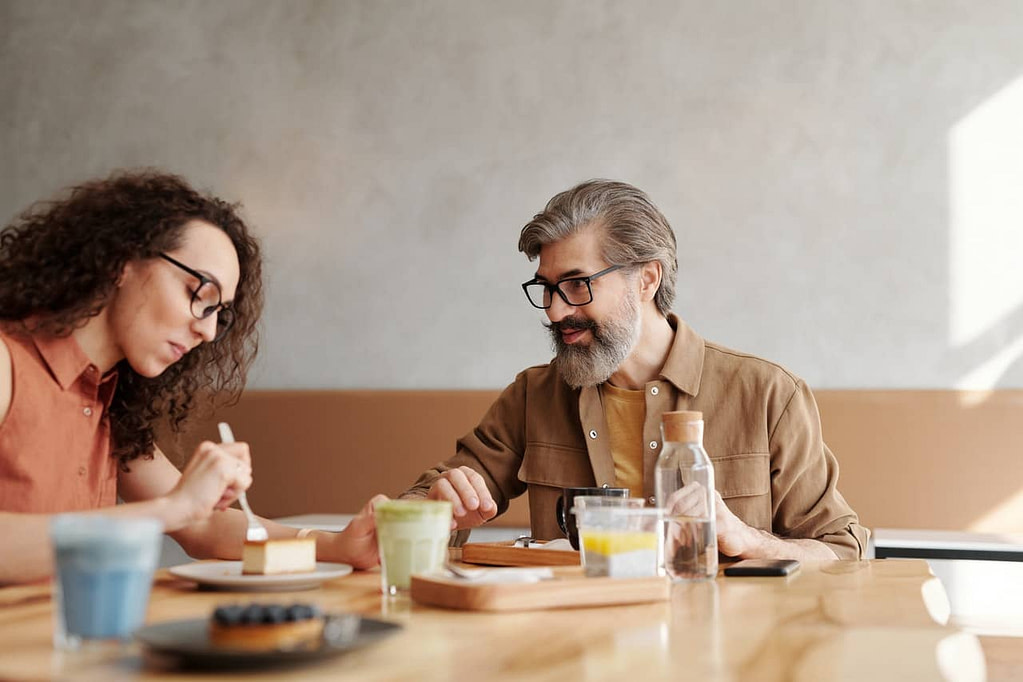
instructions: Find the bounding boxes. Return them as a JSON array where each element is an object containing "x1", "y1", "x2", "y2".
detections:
[{"x1": 162, "y1": 389, "x2": 1023, "y2": 536}]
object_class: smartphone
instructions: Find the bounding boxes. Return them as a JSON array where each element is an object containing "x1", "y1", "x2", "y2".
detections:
[{"x1": 723, "y1": 559, "x2": 800, "y2": 577}]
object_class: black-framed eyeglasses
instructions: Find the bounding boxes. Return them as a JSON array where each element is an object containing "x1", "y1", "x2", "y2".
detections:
[
  {"x1": 521, "y1": 264, "x2": 624, "y2": 310},
  {"x1": 159, "y1": 253, "x2": 235, "y2": 340}
]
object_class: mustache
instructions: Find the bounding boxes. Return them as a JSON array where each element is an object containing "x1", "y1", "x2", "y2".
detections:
[{"x1": 544, "y1": 316, "x2": 599, "y2": 335}]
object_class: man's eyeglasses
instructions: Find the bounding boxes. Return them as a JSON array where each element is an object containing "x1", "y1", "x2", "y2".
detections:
[
  {"x1": 521, "y1": 264, "x2": 623, "y2": 310},
  {"x1": 159, "y1": 253, "x2": 235, "y2": 340}
]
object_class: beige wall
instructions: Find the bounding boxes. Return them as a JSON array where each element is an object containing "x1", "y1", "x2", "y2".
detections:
[{"x1": 4, "y1": 1, "x2": 1023, "y2": 391}]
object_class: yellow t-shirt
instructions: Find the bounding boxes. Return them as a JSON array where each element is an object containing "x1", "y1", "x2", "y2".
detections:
[{"x1": 601, "y1": 382, "x2": 646, "y2": 497}]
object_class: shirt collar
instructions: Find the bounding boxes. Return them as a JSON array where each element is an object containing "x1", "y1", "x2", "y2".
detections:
[
  {"x1": 658, "y1": 313, "x2": 705, "y2": 397},
  {"x1": 32, "y1": 332, "x2": 100, "y2": 392}
]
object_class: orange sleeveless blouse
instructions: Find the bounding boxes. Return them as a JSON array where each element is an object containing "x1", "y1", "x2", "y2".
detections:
[{"x1": 0, "y1": 330, "x2": 119, "y2": 513}]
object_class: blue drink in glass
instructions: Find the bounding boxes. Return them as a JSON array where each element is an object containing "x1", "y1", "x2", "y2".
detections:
[{"x1": 50, "y1": 515, "x2": 163, "y2": 649}]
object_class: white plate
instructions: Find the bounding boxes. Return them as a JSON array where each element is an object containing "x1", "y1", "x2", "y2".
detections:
[{"x1": 169, "y1": 561, "x2": 353, "y2": 591}]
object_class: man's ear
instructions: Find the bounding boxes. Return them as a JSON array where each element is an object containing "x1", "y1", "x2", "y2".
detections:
[{"x1": 638, "y1": 261, "x2": 661, "y2": 303}]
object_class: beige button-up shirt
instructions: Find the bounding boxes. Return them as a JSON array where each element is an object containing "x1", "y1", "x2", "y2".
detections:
[{"x1": 406, "y1": 315, "x2": 868, "y2": 559}]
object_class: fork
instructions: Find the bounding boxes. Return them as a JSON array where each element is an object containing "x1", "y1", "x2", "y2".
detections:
[{"x1": 217, "y1": 422, "x2": 269, "y2": 542}]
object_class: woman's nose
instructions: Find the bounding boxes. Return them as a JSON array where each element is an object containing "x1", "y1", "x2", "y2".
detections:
[{"x1": 192, "y1": 312, "x2": 218, "y2": 343}]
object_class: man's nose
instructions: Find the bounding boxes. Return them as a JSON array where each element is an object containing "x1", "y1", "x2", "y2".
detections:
[{"x1": 546, "y1": 292, "x2": 573, "y2": 323}]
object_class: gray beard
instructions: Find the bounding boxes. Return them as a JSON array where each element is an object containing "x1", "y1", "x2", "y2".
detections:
[{"x1": 549, "y1": 294, "x2": 641, "y2": 389}]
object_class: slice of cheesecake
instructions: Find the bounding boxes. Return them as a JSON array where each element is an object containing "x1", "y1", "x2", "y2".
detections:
[{"x1": 242, "y1": 538, "x2": 316, "y2": 575}]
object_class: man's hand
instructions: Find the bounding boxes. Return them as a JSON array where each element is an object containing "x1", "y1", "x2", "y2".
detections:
[
  {"x1": 426, "y1": 466, "x2": 497, "y2": 530},
  {"x1": 665, "y1": 485, "x2": 753, "y2": 558},
  {"x1": 713, "y1": 490, "x2": 754, "y2": 557},
  {"x1": 712, "y1": 491, "x2": 839, "y2": 560},
  {"x1": 668, "y1": 486, "x2": 841, "y2": 561},
  {"x1": 663, "y1": 482, "x2": 711, "y2": 518}
]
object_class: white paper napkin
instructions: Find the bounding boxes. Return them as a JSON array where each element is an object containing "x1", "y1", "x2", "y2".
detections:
[
  {"x1": 446, "y1": 567, "x2": 554, "y2": 584},
  {"x1": 533, "y1": 538, "x2": 574, "y2": 551}
]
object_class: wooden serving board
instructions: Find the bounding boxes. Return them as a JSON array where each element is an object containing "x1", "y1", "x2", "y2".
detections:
[
  {"x1": 410, "y1": 569, "x2": 670, "y2": 612},
  {"x1": 461, "y1": 541, "x2": 580, "y2": 567}
]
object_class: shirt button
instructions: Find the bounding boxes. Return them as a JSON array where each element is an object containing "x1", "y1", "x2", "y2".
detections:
[
  {"x1": 650, "y1": 386, "x2": 659, "y2": 396},
  {"x1": 649, "y1": 441, "x2": 658, "y2": 450},
  {"x1": 83, "y1": 407, "x2": 93, "y2": 417},
  {"x1": 588, "y1": 430, "x2": 598, "y2": 439},
  {"x1": 78, "y1": 466, "x2": 86, "y2": 476}
]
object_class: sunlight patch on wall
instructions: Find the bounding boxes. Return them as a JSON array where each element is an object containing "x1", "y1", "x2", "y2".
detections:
[
  {"x1": 954, "y1": 334, "x2": 1023, "y2": 390},
  {"x1": 949, "y1": 74, "x2": 1023, "y2": 385},
  {"x1": 968, "y1": 486, "x2": 1023, "y2": 533}
]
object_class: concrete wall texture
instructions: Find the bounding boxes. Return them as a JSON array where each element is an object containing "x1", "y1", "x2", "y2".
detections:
[{"x1": 3, "y1": 1, "x2": 1023, "y2": 390}]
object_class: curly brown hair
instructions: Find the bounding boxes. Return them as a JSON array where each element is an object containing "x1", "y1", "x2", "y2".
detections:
[{"x1": 0, "y1": 170, "x2": 264, "y2": 466}]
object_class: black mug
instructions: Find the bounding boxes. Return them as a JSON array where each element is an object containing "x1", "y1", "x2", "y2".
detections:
[{"x1": 556, "y1": 486, "x2": 630, "y2": 550}]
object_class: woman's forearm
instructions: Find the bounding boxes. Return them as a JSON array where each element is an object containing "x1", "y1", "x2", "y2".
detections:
[
  {"x1": 0, "y1": 512, "x2": 57, "y2": 584},
  {"x1": 168, "y1": 509, "x2": 303, "y2": 560},
  {"x1": 0, "y1": 498, "x2": 185, "y2": 585}
]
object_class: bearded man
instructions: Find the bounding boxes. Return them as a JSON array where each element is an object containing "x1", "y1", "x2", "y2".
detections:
[{"x1": 402, "y1": 180, "x2": 867, "y2": 561}]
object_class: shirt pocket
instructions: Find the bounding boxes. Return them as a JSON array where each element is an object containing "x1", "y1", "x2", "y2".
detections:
[
  {"x1": 713, "y1": 452, "x2": 771, "y2": 531},
  {"x1": 518, "y1": 442, "x2": 595, "y2": 488},
  {"x1": 713, "y1": 452, "x2": 770, "y2": 499},
  {"x1": 518, "y1": 443, "x2": 595, "y2": 540}
]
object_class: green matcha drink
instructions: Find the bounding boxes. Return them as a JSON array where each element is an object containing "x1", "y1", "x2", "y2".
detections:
[{"x1": 374, "y1": 500, "x2": 453, "y2": 595}]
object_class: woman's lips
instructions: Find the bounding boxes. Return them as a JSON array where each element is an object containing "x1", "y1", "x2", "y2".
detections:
[{"x1": 169, "y1": 342, "x2": 186, "y2": 361}]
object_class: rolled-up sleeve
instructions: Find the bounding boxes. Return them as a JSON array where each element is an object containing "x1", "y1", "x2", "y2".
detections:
[
  {"x1": 768, "y1": 380, "x2": 869, "y2": 560},
  {"x1": 401, "y1": 372, "x2": 529, "y2": 516}
]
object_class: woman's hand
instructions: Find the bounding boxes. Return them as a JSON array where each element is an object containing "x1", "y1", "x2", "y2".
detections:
[
  {"x1": 327, "y1": 494, "x2": 388, "y2": 570},
  {"x1": 165, "y1": 441, "x2": 252, "y2": 529}
]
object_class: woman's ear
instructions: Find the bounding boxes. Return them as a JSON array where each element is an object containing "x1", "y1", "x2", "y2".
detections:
[
  {"x1": 638, "y1": 261, "x2": 661, "y2": 303},
  {"x1": 116, "y1": 260, "x2": 138, "y2": 288}
]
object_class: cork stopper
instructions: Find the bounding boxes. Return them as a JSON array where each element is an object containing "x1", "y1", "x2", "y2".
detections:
[{"x1": 661, "y1": 410, "x2": 704, "y2": 443}]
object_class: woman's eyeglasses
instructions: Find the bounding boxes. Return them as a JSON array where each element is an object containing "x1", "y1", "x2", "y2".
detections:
[{"x1": 159, "y1": 253, "x2": 235, "y2": 340}]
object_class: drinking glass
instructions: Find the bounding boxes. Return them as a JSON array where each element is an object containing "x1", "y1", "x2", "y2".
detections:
[{"x1": 50, "y1": 514, "x2": 163, "y2": 650}]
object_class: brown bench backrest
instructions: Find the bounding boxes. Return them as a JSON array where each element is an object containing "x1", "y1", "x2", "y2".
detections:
[
  {"x1": 165, "y1": 389, "x2": 1023, "y2": 532},
  {"x1": 815, "y1": 390, "x2": 1023, "y2": 533}
]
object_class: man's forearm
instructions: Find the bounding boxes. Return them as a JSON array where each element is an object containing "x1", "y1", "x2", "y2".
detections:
[{"x1": 739, "y1": 527, "x2": 839, "y2": 561}]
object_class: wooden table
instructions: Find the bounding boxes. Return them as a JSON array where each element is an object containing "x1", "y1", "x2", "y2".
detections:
[{"x1": 0, "y1": 559, "x2": 987, "y2": 681}]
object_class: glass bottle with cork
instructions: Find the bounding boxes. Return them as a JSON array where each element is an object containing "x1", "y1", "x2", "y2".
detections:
[{"x1": 655, "y1": 410, "x2": 718, "y2": 581}]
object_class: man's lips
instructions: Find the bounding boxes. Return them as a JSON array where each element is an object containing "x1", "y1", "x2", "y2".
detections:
[{"x1": 560, "y1": 328, "x2": 589, "y2": 344}]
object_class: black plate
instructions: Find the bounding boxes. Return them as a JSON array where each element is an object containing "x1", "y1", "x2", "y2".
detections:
[{"x1": 135, "y1": 614, "x2": 401, "y2": 669}]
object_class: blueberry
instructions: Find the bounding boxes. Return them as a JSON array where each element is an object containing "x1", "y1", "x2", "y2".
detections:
[
  {"x1": 213, "y1": 605, "x2": 244, "y2": 626},
  {"x1": 288, "y1": 603, "x2": 318, "y2": 621},
  {"x1": 241, "y1": 604, "x2": 264, "y2": 625},
  {"x1": 264, "y1": 605, "x2": 288, "y2": 624}
]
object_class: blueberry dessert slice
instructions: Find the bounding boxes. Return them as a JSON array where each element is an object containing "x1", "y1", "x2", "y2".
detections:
[{"x1": 209, "y1": 602, "x2": 325, "y2": 651}]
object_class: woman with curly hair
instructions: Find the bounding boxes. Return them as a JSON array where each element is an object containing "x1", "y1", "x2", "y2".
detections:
[{"x1": 0, "y1": 171, "x2": 381, "y2": 584}]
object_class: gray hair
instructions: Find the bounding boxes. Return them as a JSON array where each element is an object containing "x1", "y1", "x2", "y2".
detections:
[{"x1": 518, "y1": 180, "x2": 678, "y2": 316}]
